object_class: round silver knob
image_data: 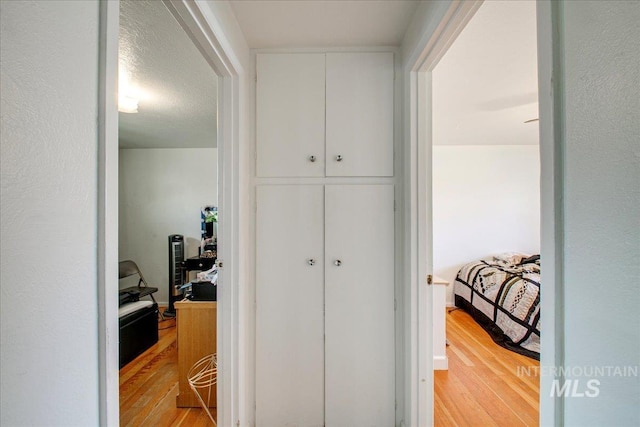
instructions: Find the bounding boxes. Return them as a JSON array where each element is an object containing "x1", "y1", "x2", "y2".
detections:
[
  {"x1": 308, "y1": 259, "x2": 316, "y2": 266},
  {"x1": 336, "y1": 155, "x2": 343, "y2": 162},
  {"x1": 309, "y1": 155, "x2": 316, "y2": 162},
  {"x1": 334, "y1": 259, "x2": 342, "y2": 266}
]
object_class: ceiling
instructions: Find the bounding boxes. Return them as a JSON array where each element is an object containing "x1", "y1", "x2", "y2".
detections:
[
  {"x1": 433, "y1": 0, "x2": 539, "y2": 146},
  {"x1": 118, "y1": 0, "x2": 217, "y2": 149},
  {"x1": 229, "y1": 0, "x2": 421, "y2": 48},
  {"x1": 117, "y1": 0, "x2": 537, "y2": 149}
]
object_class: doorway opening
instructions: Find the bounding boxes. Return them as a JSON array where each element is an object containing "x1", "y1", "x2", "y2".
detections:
[
  {"x1": 406, "y1": 0, "x2": 558, "y2": 424},
  {"x1": 98, "y1": 1, "x2": 242, "y2": 425},
  {"x1": 431, "y1": 2, "x2": 541, "y2": 424},
  {"x1": 116, "y1": 0, "x2": 219, "y2": 424}
]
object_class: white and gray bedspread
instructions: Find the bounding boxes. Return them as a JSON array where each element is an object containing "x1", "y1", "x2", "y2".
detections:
[{"x1": 454, "y1": 253, "x2": 540, "y2": 359}]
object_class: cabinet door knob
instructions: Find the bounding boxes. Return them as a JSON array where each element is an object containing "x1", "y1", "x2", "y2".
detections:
[
  {"x1": 309, "y1": 155, "x2": 316, "y2": 162},
  {"x1": 336, "y1": 155, "x2": 343, "y2": 162},
  {"x1": 334, "y1": 259, "x2": 342, "y2": 266},
  {"x1": 308, "y1": 259, "x2": 316, "y2": 266}
]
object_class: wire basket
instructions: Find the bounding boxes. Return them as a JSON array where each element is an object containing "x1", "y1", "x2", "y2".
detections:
[{"x1": 188, "y1": 353, "x2": 217, "y2": 425}]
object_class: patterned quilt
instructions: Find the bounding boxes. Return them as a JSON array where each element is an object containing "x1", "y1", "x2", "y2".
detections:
[{"x1": 454, "y1": 253, "x2": 540, "y2": 359}]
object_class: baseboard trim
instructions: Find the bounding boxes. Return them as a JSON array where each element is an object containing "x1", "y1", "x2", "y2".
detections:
[{"x1": 434, "y1": 355, "x2": 449, "y2": 370}]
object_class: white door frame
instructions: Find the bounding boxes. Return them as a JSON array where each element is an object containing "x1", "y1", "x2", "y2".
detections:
[
  {"x1": 406, "y1": 1, "x2": 563, "y2": 425},
  {"x1": 97, "y1": 1, "x2": 243, "y2": 425}
]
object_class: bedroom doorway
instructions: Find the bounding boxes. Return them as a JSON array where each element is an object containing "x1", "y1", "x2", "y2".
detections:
[
  {"x1": 117, "y1": 0, "x2": 220, "y2": 424},
  {"x1": 99, "y1": 0, "x2": 242, "y2": 425},
  {"x1": 408, "y1": 1, "x2": 563, "y2": 424},
  {"x1": 431, "y1": 1, "x2": 541, "y2": 425}
]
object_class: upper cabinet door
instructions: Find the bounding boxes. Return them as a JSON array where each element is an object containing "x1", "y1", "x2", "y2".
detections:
[
  {"x1": 256, "y1": 53, "x2": 326, "y2": 177},
  {"x1": 326, "y1": 52, "x2": 394, "y2": 177}
]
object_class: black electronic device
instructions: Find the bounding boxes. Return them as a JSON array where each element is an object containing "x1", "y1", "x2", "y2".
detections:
[
  {"x1": 163, "y1": 234, "x2": 184, "y2": 318},
  {"x1": 190, "y1": 281, "x2": 217, "y2": 301}
]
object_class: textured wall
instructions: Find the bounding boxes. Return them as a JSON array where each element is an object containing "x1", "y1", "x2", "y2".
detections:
[
  {"x1": 119, "y1": 148, "x2": 218, "y2": 303},
  {"x1": 561, "y1": 1, "x2": 640, "y2": 425},
  {"x1": 0, "y1": 1, "x2": 101, "y2": 425}
]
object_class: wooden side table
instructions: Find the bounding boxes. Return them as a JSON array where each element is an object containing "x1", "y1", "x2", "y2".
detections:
[{"x1": 175, "y1": 300, "x2": 217, "y2": 408}]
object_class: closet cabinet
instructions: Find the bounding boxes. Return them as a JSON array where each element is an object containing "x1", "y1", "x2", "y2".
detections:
[
  {"x1": 256, "y1": 184, "x2": 395, "y2": 426},
  {"x1": 256, "y1": 52, "x2": 394, "y2": 177}
]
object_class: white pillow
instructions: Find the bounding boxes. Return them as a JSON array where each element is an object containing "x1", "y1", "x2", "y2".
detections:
[
  {"x1": 488, "y1": 252, "x2": 529, "y2": 266},
  {"x1": 119, "y1": 300, "x2": 154, "y2": 318}
]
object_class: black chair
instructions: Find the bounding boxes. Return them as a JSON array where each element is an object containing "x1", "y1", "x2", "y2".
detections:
[{"x1": 118, "y1": 260, "x2": 161, "y2": 315}]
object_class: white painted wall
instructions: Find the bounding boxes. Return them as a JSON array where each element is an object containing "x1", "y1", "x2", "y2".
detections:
[
  {"x1": 191, "y1": 2, "x2": 253, "y2": 425},
  {"x1": 558, "y1": 1, "x2": 640, "y2": 425},
  {"x1": 0, "y1": 1, "x2": 101, "y2": 425},
  {"x1": 195, "y1": 2, "x2": 253, "y2": 424},
  {"x1": 401, "y1": 0, "x2": 453, "y2": 68},
  {"x1": 119, "y1": 148, "x2": 217, "y2": 303},
  {"x1": 433, "y1": 145, "x2": 541, "y2": 305},
  {"x1": 400, "y1": 1, "x2": 462, "y2": 423}
]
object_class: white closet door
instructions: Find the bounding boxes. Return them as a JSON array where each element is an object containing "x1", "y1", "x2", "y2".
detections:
[
  {"x1": 324, "y1": 184, "x2": 395, "y2": 426},
  {"x1": 257, "y1": 53, "x2": 326, "y2": 177},
  {"x1": 256, "y1": 185, "x2": 325, "y2": 426},
  {"x1": 326, "y1": 52, "x2": 394, "y2": 177}
]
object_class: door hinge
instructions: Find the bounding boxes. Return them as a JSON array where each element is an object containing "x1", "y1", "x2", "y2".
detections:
[{"x1": 427, "y1": 274, "x2": 433, "y2": 285}]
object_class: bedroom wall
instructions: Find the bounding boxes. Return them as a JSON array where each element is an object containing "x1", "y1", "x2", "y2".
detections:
[
  {"x1": 119, "y1": 148, "x2": 217, "y2": 304},
  {"x1": 0, "y1": 1, "x2": 101, "y2": 425},
  {"x1": 433, "y1": 145, "x2": 541, "y2": 305},
  {"x1": 552, "y1": 1, "x2": 640, "y2": 425}
]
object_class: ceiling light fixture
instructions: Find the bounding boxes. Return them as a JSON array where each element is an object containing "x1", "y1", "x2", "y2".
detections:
[
  {"x1": 118, "y1": 65, "x2": 143, "y2": 113},
  {"x1": 118, "y1": 95, "x2": 139, "y2": 114}
]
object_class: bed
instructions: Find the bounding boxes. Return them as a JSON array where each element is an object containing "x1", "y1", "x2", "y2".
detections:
[{"x1": 453, "y1": 253, "x2": 540, "y2": 360}]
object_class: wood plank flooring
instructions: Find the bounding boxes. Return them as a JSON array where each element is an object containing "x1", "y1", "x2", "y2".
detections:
[
  {"x1": 121, "y1": 307, "x2": 538, "y2": 426},
  {"x1": 435, "y1": 308, "x2": 540, "y2": 427},
  {"x1": 119, "y1": 313, "x2": 215, "y2": 426}
]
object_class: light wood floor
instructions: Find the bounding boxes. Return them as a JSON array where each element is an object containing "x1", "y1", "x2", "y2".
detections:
[
  {"x1": 435, "y1": 308, "x2": 540, "y2": 427},
  {"x1": 119, "y1": 314, "x2": 215, "y2": 426},
  {"x1": 120, "y1": 308, "x2": 538, "y2": 426}
]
